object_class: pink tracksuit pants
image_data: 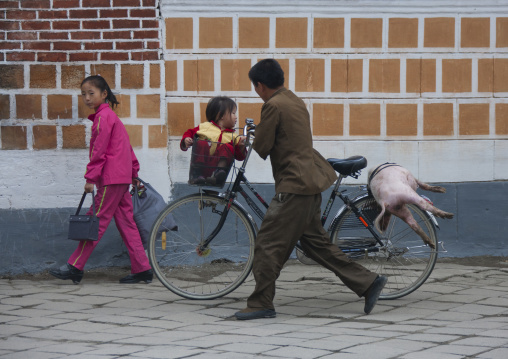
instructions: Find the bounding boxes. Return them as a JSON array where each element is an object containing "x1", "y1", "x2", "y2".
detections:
[{"x1": 68, "y1": 184, "x2": 151, "y2": 274}]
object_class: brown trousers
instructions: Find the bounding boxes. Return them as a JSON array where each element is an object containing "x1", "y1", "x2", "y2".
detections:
[{"x1": 247, "y1": 192, "x2": 378, "y2": 310}]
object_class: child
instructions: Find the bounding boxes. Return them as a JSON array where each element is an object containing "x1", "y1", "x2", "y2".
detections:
[
  {"x1": 49, "y1": 75, "x2": 152, "y2": 284},
  {"x1": 181, "y1": 96, "x2": 246, "y2": 185}
]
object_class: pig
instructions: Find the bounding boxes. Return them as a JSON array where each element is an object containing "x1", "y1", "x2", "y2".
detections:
[{"x1": 368, "y1": 163, "x2": 454, "y2": 249}]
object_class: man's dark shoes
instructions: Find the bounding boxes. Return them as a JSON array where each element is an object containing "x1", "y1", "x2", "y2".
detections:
[
  {"x1": 364, "y1": 275, "x2": 388, "y2": 314},
  {"x1": 235, "y1": 308, "x2": 276, "y2": 320},
  {"x1": 119, "y1": 269, "x2": 153, "y2": 284},
  {"x1": 49, "y1": 263, "x2": 84, "y2": 284}
]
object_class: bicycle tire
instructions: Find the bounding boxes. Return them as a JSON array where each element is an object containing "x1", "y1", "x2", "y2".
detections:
[
  {"x1": 330, "y1": 193, "x2": 438, "y2": 300},
  {"x1": 148, "y1": 193, "x2": 256, "y2": 300}
]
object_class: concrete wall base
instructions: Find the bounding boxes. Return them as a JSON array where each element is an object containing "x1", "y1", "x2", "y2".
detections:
[{"x1": 1, "y1": 181, "x2": 507, "y2": 275}]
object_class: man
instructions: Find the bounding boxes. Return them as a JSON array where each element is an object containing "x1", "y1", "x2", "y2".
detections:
[{"x1": 234, "y1": 59, "x2": 387, "y2": 320}]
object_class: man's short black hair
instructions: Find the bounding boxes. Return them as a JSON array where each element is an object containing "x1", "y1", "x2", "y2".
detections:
[{"x1": 248, "y1": 59, "x2": 285, "y2": 89}]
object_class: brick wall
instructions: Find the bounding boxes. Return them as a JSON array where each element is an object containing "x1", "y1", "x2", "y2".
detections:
[
  {"x1": 162, "y1": 1, "x2": 508, "y2": 185},
  {"x1": 0, "y1": 0, "x2": 164, "y2": 149},
  {"x1": 0, "y1": 0, "x2": 159, "y2": 62}
]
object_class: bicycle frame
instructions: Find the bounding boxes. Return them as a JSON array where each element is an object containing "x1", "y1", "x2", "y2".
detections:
[{"x1": 197, "y1": 122, "x2": 386, "y2": 256}]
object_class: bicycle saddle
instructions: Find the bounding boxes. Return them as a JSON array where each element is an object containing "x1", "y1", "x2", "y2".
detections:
[{"x1": 327, "y1": 156, "x2": 367, "y2": 178}]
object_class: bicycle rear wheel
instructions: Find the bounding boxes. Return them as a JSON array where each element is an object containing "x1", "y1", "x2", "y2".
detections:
[
  {"x1": 148, "y1": 193, "x2": 256, "y2": 300},
  {"x1": 330, "y1": 194, "x2": 438, "y2": 299}
]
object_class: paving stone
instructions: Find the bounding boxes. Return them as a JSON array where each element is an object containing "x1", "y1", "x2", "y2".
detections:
[
  {"x1": 213, "y1": 342, "x2": 279, "y2": 354},
  {"x1": 0, "y1": 324, "x2": 38, "y2": 337},
  {"x1": 449, "y1": 303, "x2": 508, "y2": 316},
  {"x1": 0, "y1": 350, "x2": 64, "y2": 359},
  {"x1": 38, "y1": 343, "x2": 98, "y2": 355},
  {"x1": 8, "y1": 316, "x2": 71, "y2": 328},
  {"x1": 477, "y1": 347, "x2": 508, "y2": 358},
  {"x1": 265, "y1": 345, "x2": 332, "y2": 358},
  {"x1": 450, "y1": 336, "x2": 508, "y2": 347}
]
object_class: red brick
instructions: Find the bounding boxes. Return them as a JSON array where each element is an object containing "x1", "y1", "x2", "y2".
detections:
[
  {"x1": 71, "y1": 31, "x2": 101, "y2": 40},
  {"x1": 23, "y1": 41, "x2": 51, "y2": 50},
  {"x1": 53, "y1": 41, "x2": 82, "y2": 50},
  {"x1": 6, "y1": 10, "x2": 37, "y2": 20},
  {"x1": 0, "y1": 21, "x2": 20, "y2": 30},
  {"x1": 52, "y1": 0, "x2": 80, "y2": 8},
  {"x1": 37, "y1": 52, "x2": 67, "y2": 62},
  {"x1": 82, "y1": 20, "x2": 110, "y2": 29},
  {"x1": 131, "y1": 51, "x2": 158, "y2": 61},
  {"x1": 16, "y1": 94, "x2": 42, "y2": 118},
  {"x1": 116, "y1": 41, "x2": 144, "y2": 50},
  {"x1": 0, "y1": 65, "x2": 24, "y2": 88},
  {"x1": 21, "y1": 20, "x2": 50, "y2": 30},
  {"x1": 40, "y1": 32, "x2": 68, "y2": 40},
  {"x1": 38, "y1": 10, "x2": 67, "y2": 19},
  {"x1": 100, "y1": 9, "x2": 128, "y2": 18},
  {"x1": 1, "y1": 126, "x2": 27, "y2": 150},
  {"x1": 101, "y1": 52, "x2": 129, "y2": 61},
  {"x1": 0, "y1": 54, "x2": 4, "y2": 61},
  {"x1": 0, "y1": 1, "x2": 20, "y2": 8},
  {"x1": 69, "y1": 52, "x2": 98, "y2": 61},
  {"x1": 142, "y1": 0, "x2": 155, "y2": 6},
  {"x1": 103, "y1": 31, "x2": 131, "y2": 39},
  {"x1": 7, "y1": 31, "x2": 37, "y2": 40},
  {"x1": 53, "y1": 20, "x2": 80, "y2": 30},
  {"x1": 142, "y1": 19, "x2": 157, "y2": 28},
  {"x1": 32, "y1": 125, "x2": 57, "y2": 150},
  {"x1": 84, "y1": 42, "x2": 112, "y2": 50},
  {"x1": 146, "y1": 41, "x2": 159, "y2": 49},
  {"x1": 0, "y1": 95, "x2": 9, "y2": 119},
  {"x1": 82, "y1": 0, "x2": 110, "y2": 7},
  {"x1": 113, "y1": 0, "x2": 140, "y2": 6},
  {"x1": 62, "y1": 125, "x2": 86, "y2": 149},
  {"x1": 130, "y1": 9, "x2": 156, "y2": 18},
  {"x1": 6, "y1": 52, "x2": 35, "y2": 61},
  {"x1": 69, "y1": 9, "x2": 98, "y2": 18},
  {"x1": 113, "y1": 19, "x2": 139, "y2": 29},
  {"x1": 133, "y1": 30, "x2": 158, "y2": 39},
  {"x1": 21, "y1": 0, "x2": 50, "y2": 8},
  {"x1": 0, "y1": 42, "x2": 21, "y2": 50}
]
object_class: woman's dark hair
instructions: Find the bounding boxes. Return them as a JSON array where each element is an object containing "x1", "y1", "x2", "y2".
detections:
[
  {"x1": 248, "y1": 59, "x2": 285, "y2": 89},
  {"x1": 205, "y1": 96, "x2": 237, "y2": 123},
  {"x1": 81, "y1": 75, "x2": 119, "y2": 108}
]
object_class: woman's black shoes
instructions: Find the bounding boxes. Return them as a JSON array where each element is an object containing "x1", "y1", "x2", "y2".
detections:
[
  {"x1": 119, "y1": 269, "x2": 153, "y2": 284},
  {"x1": 49, "y1": 263, "x2": 84, "y2": 284}
]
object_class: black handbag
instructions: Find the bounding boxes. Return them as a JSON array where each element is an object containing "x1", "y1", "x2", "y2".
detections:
[{"x1": 68, "y1": 191, "x2": 100, "y2": 241}]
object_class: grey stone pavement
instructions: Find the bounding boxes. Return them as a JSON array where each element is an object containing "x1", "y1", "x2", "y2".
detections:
[{"x1": 1, "y1": 260, "x2": 508, "y2": 359}]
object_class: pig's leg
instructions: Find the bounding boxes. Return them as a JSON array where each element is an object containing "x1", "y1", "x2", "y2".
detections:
[
  {"x1": 412, "y1": 196, "x2": 454, "y2": 220},
  {"x1": 391, "y1": 205, "x2": 436, "y2": 249},
  {"x1": 416, "y1": 180, "x2": 446, "y2": 194}
]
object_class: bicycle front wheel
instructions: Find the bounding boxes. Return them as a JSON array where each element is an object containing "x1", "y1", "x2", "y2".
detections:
[
  {"x1": 330, "y1": 194, "x2": 438, "y2": 300},
  {"x1": 148, "y1": 193, "x2": 256, "y2": 300}
]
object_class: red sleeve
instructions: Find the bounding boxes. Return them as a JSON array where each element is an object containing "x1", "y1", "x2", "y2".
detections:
[
  {"x1": 180, "y1": 126, "x2": 199, "y2": 151},
  {"x1": 84, "y1": 112, "x2": 114, "y2": 184}
]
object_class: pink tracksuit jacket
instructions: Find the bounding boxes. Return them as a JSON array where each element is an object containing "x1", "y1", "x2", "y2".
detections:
[{"x1": 85, "y1": 103, "x2": 139, "y2": 186}]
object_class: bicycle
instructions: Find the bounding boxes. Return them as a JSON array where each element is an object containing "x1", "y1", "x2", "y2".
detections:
[{"x1": 148, "y1": 119, "x2": 444, "y2": 301}]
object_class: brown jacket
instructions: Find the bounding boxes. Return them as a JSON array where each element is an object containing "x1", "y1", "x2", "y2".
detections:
[{"x1": 253, "y1": 88, "x2": 337, "y2": 195}]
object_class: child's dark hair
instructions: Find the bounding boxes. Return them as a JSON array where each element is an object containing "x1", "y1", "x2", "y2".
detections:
[
  {"x1": 248, "y1": 59, "x2": 285, "y2": 89},
  {"x1": 205, "y1": 96, "x2": 237, "y2": 123},
  {"x1": 81, "y1": 75, "x2": 119, "y2": 108}
]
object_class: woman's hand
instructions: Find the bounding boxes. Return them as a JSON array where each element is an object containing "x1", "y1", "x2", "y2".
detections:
[{"x1": 84, "y1": 182, "x2": 94, "y2": 193}]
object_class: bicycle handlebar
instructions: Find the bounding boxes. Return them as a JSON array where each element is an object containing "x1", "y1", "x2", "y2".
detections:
[{"x1": 243, "y1": 118, "x2": 256, "y2": 147}]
